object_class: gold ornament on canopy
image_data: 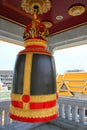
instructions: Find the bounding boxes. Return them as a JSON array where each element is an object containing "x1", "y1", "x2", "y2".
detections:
[
  {"x1": 21, "y1": 0, "x2": 51, "y2": 14},
  {"x1": 68, "y1": 5, "x2": 86, "y2": 16}
]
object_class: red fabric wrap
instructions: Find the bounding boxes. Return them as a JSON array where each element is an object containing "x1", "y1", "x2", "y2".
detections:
[
  {"x1": 12, "y1": 100, "x2": 56, "y2": 109},
  {"x1": 19, "y1": 49, "x2": 51, "y2": 55},
  {"x1": 12, "y1": 101, "x2": 23, "y2": 108},
  {"x1": 30, "y1": 100, "x2": 56, "y2": 109},
  {"x1": 9, "y1": 113, "x2": 58, "y2": 123},
  {"x1": 26, "y1": 45, "x2": 45, "y2": 49}
]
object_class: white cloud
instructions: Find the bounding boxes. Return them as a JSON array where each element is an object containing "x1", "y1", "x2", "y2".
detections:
[
  {"x1": 54, "y1": 44, "x2": 87, "y2": 74},
  {"x1": 0, "y1": 41, "x2": 24, "y2": 70}
]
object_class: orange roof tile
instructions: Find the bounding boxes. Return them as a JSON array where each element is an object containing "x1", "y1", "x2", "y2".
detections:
[
  {"x1": 67, "y1": 81, "x2": 85, "y2": 87},
  {"x1": 56, "y1": 82, "x2": 62, "y2": 88},
  {"x1": 63, "y1": 72, "x2": 87, "y2": 81},
  {"x1": 68, "y1": 87, "x2": 84, "y2": 92},
  {"x1": 66, "y1": 81, "x2": 85, "y2": 92},
  {"x1": 83, "y1": 90, "x2": 87, "y2": 95},
  {"x1": 58, "y1": 91, "x2": 73, "y2": 97},
  {"x1": 56, "y1": 75, "x2": 63, "y2": 82}
]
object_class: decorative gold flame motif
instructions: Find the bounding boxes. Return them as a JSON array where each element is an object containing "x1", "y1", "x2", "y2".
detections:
[
  {"x1": 21, "y1": 0, "x2": 51, "y2": 14},
  {"x1": 23, "y1": 14, "x2": 49, "y2": 41}
]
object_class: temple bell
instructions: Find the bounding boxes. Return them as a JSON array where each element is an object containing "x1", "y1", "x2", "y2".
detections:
[{"x1": 9, "y1": 0, "x2": 58, "y2": 123}]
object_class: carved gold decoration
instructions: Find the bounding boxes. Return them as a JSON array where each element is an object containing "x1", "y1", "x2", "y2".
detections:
[
  {"x1": 42, "y1": 21, "x2": 53, "y2": 28},
  {"x1": 9, "y1": 106, "x2": 58, "y2": 118},
  {"x1": 21, "y1": 0, "x2": 51, "y2": 14},
  {"x1": 21, "y1": 0, "x2": 50, "y2": 41},
  {"x1": 68, "y1": 5, "x2": 86, "y2": 16},
  {"x1": 23, "y1": 18, "x2": 49, "y2": 41}
]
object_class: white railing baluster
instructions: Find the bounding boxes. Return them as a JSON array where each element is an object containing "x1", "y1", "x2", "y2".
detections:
[
  {"x1": 79, "y1": 107, "x2": 85, "y2": 124},
  {"x1": 59, "y1": 103, "x2": 65, "y2": 118},
  {"x1": 65, "y1": 105, "x2": 71, "y2": 120},
  {"x1": 72, "y1": 105, "x2": 78, "y2": 122},
  {"x1": 4, "y1": 109, "x2": 10, "y2": 126},
  {"x1": 0, "y1": 109, "x2": 2, "y2": 127}
]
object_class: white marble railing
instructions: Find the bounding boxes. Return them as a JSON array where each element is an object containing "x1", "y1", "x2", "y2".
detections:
[
  {"x1": 0, "y1": 100, "x2": 43, "y2": 130},
  {"x1": 58, "y1": 97, "x2": 87, "y2": 124},
  {"x1": 0, "y1": 100, "x2": 11, "y2": 128},
  {"x1": 51, "y1": 97, "x2": 87, "y2": 130},
  {"x1": 0, "y1": 98, "x2": 87, "y2": 130}
]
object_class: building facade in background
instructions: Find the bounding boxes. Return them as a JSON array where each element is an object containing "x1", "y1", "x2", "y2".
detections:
[{"x1": 0, "y1": 70, "x2": 13, "y2": 87}]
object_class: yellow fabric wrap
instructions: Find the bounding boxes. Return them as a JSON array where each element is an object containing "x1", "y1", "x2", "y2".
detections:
[
  {"x1": 9, "y1": 106, "x2": 58, "y2": 118},
  {"x1": 23, "y1": 53, "x2": 33, "y2": 109},
  {"x1": 11, "y1": 93, "x2": 56, "y2": 102},
  {"x1": 24, "y1": 39, "x2": 47, "y2": 48}
]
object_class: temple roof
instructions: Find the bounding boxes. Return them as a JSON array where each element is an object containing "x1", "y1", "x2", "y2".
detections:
[{"x1": 56, "y1": 72, "x2": 87, "y2": 96}]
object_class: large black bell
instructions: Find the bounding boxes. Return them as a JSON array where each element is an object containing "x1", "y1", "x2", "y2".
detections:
[{"x1": 9, "y1": 15, "x2": 58, "y2": 123}]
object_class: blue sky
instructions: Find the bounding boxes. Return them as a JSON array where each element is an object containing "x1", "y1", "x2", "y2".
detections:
[{"x1": 0, "y1": 40, "x2": 87, "y2": 74}]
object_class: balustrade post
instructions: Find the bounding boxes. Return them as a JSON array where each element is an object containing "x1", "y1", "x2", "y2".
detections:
[
  {"x1": 72, "y1": 105, "x2": 78, "y2": 122},
  {"x1": 59, "y1": 103, "x2": 65, "y2": 118},
  {"x1": 79, "y1": 107, "x2": 85, "y2": 124},
  {"x1": 0, "y1": 109, "x2": 2, "y2": 127},
  {"x1": 65, "y1": 105, "x2": 71, "y2": 120},
  {"x1": 4, "y1": 109, "x2": 10, "y2": 126}
]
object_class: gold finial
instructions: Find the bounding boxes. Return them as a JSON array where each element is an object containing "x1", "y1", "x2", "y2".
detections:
[{"x1": 21, "y1": 0, "x2": 51, "y2": 41}]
